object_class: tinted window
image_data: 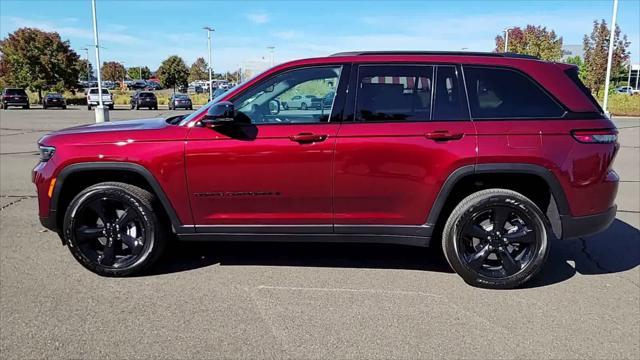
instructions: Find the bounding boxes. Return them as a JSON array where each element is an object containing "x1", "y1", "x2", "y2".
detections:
[
  {"x1": 564, "y1": 67, "x2": 604, "y2": 114},
  {"x1": 89, "y1": 88, "x2": 110, "y2": 95},
  {"x1": 433, "y1": 66, "x2": 468, "y2": 120},
  {"x1": 463, "y1": 66, "x2": 564, "y2": 119},
  {"x1": 355, "y1": 65, "x2": 433, "y2": 122},
  {"x1": 5, "y1": 89, "x2": 26, "y2": 95},
  {"x1": 139, "y1": 93, "x2": 155, "y2": 98},
  {"x1": 234, "y1": 66, "x2": 342, "y2": 124}
]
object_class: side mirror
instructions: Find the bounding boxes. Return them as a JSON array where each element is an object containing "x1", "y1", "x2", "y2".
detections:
[
  {"x1": 201, "y1": 101, "x2": 235, "y2": 126},
  {"x1": 269, "y1": 99, "x2": 280, "y2": 115}
]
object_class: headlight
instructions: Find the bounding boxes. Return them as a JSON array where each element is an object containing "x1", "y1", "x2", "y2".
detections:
[{"x1": 38, "y1": 145, "x2": 55, "y2": 162}]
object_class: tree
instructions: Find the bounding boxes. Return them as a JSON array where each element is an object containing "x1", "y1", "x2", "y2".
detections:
[
  {"x1": 77, "y1": 59, "x2": 94, "y2": 81},
  {"x1": 565, "y1": 55, "x2": 587, "y2": 82},
  {"x1": 127, "y1": 66, "x2": 151, "y2": 80},
  {"x1": 101, "y1": 61, "x2": 126, "y2": 82},
  {"x1": 494, "y1": 25, "x2": 563, "y2": 61},
  {"x1": 157, "y1": 55, "x2": 189, "y2": 91},
  {"x1": 0, "y1": 28, "x2": 80, "y2": 101},
  {"x1": 188, "y1": 57, "x2": 208, "y2": 82},
  {"x1": 582, "y1": 19, "x2": 630, "y2": 95}
]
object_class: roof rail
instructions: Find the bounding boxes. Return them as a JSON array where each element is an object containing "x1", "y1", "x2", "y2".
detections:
[{"x1": 329, "y1": 51, "x2": 539, "y2": 60}]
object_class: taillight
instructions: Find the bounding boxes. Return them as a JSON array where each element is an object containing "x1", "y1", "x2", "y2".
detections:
[{"x1": 571, "y1": 129, "x2": 618, "y2": 144}]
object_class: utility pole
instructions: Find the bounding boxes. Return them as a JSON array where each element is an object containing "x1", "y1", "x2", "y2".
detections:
[
  {"x1": 91, "y1": 0, "x2": 108, "y2": 122},
  {"x1": 203, "y1": 26, "x2": 214, "y2": 101},
  {"x1": 602, "y1": 0, "x2": 619, "y2": 116},
  {"x1": 267, "y1": 46, "x2": 275, "y2": 67}
]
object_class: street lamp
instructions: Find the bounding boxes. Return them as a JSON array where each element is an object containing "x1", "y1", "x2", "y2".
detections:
[
  {"x1": 203, "y1": 26, "x2": 214, "y2": 100},
  {"x1": 503, "y1": 28, "x2": 511, "y2": 52},
  {"x1": 602, "y1": 0, "x2": 619, "y2": 116},
  {"x1": 91, "y1": 0, "x2": 108, "y2": 122},
  {"x1": 79, "y1": 47, "x2": 90, "y2": 82},
  {"x1": 267, "y1": 46, "x2": 275, "y2": 67}
]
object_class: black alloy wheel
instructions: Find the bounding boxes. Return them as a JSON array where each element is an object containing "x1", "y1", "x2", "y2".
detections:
[
  {"x1": 442, "y1": 189, "x2": 549, "y2": 289},
  {"x1": 63, "y1": 182, "x2": 167, "y2": 276}
]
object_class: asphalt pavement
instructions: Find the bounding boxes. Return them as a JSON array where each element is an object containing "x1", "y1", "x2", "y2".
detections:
[{"x1": 1, "y1": 106, "x2": 638, "y2": 359}]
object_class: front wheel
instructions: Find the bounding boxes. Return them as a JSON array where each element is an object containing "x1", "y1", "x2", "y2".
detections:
[
  {"x1": 442, "y1": 189, "x2": 549, "y2": 289},
  {"x1": 62, "y1": 182, "x2": 168, "y2": 276}
]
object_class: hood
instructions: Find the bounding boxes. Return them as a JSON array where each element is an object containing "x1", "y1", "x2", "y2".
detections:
[{"x1": 51, "y1": 118, "x2": 168, "y2": 135}]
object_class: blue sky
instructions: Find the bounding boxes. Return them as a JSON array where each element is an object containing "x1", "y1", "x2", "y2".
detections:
[{"x1": 1, "y1": 0, "x2": 638, "y2": 72}]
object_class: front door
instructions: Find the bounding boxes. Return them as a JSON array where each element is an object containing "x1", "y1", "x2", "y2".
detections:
[
  {"x1": 186, "y1": 65, "x2": 347, "y2": 231},
  {"x1": 333, "y1": 64, "x2": 477, "y2": 234}
]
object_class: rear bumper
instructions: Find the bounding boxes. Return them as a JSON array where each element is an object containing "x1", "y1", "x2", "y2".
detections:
[{"x1": 560, "y1": 205, "x2": 617, "y2": 239}]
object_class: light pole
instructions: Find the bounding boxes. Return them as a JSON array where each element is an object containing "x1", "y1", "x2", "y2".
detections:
[
  {"x1": 602, "y1": 0, "x2": 619, "y2": 116},
  {"x1": 267, "y1": 46, "x2": 275, "y2": 67},
  {"x1": 91, "y1": 0, "x2": 108, "y2": 122},
  {"x1": 504, "y1": 28, "x2": 511, "y2": 52},
  {"x1": 203, "y1": 26, "x2": 214, "y2": 101},
  {"x1": 628, "y1": 57, "x2": 632, "y2": 93},
  {"x1": 80, "y1": 47, "x2": 90, "y2": 82}
]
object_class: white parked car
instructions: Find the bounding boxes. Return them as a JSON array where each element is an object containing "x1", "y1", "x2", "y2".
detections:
[
  {"x1": 86, "y1": 88, "x2": 114, "y2": 110},
  {"x1": 616, "y1": 86, "x2": 639, "y2": 95},
  {"x1": 283, "y1": 94, "x2": 317, "y2": 110}
]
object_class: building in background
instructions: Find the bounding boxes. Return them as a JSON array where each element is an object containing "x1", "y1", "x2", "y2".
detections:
[{"x1": 561, "y1": 44, "x2": 585, "y2": 61}]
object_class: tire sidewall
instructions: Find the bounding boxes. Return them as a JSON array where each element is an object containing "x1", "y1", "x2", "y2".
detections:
[
  {"x1": 63, "y1": 185, "x2": 157, "y2": 276},
  {"x1": 443, "y1": 190, "x2": 549, "y2": 289}
]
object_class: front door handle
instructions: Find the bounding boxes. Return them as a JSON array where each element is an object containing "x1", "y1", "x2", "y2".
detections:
[
  {"x1": 425, "y1": 130, "x2": 464, "y2": 141},
  {"x1": 289, "y1": 133, "x2": 328, "y2": 143}
]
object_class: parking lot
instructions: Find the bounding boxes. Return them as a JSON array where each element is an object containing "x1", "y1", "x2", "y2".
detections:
[{"x1": 1, "y1": 106, "x2": 638, "y2": 359}]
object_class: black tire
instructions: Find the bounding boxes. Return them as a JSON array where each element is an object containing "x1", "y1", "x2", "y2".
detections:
[
  {"x1": 62, "y1": 105, "x2": 67, "y2": 109},
  {"x1": 108, "y1": 104, "x2": 114, "y2": 110},
  {"x1": 154, "y1": 106, "x2": 158, "y2": 110},
  {"x1": 188, "y1": 106, "x2": 192, "y2": 110},
  {"x1": 88, "y1": 105, "x2": 92, "y2": 110},
  {"x1": 23, "y1": 104, "x2": 30, "y2": 109},
  {"x1": 0, "y1": 102, "x2": 4, "y2": 109},
  {"x1": 62, "y1": 182, "x2": 168, "y2": 276},
  {"x1": 136, "y1": 104, "x2": 140, "y2": 110},
  {"x1": 441, "y1": 188, "x2": 550, "y2": 289},
  {"x1": 42, "y1": 104, "x2": 47, "y2": 110}
]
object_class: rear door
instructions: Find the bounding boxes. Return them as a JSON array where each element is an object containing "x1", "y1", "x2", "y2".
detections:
[{"x1": 333, "y1": 64, "x2": 477, "y2": 233}]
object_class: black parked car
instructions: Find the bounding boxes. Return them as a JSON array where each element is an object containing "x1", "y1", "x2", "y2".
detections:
[
  {"x1": 168, "y1": 93, "x2": 193, "y2": 110},
  {"x1": 128, "y1": 80, "x2": 147, "y2": 90},
  {"x1": 0, "y1": 88, "x2": 29, "y2": 109},
  {"x1": 130, "y1": 91, "x2": 158, "y2": 110},
  {"x1": 144, "y1": 82, "x2": 162, "y2": 91},
  {"x1": 42, "y1": 93, "x2": 67, "y2": 109},
  {"x1": 311, "y1": 91, "x2": 335, "y2": 110}
]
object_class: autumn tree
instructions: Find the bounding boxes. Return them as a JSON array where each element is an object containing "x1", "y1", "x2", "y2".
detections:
[
  {"x1": 188, "y1": 57, "x2": 208, "y2": 82},
  {"x1": 158, "y1": 55, "x2": 189, "y2": 92},
  {"x1": 127, "y1": 66, "x2": 151, "y2": 80},
  {"x1": 494, "y1": 25, "x2": 563, "y2": 61},
  {"x1": 101, "y1": 61, "x2": 126, "y2": 82},
  {"x1": 582, "y1": 19, "x2": 630, "y2": 95},
  {"x1": 0, "y1": 28, "x2": 80, "y2": 101}
]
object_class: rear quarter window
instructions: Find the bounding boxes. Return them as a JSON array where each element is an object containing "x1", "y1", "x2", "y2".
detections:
[{"x1": 463, "y1": 66, "x2": 565, "y2": 119}]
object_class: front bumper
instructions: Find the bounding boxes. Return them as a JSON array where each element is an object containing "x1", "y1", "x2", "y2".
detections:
[{"x1": 560, "y1": 206, "x2": 617, "y2": 239}]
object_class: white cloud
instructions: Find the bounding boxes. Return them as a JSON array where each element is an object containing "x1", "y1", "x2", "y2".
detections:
[{"x1": 245, "y1": 12, "x2": 269, "y2": 24}]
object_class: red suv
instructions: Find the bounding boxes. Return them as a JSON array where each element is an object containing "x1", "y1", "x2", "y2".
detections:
[{"x1": 33, "y1": 52, "x2": 618, "y2": 288}]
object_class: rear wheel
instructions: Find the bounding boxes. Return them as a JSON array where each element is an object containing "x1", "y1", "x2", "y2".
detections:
[
  {"x1": 442, "y1": 189, "x2": 549, "y2": 289},
  {"x1": 23, "y1": 104, "x2": 29, "y2": 109},
  {"x1": 87, "y1": 105, "x2": 92, "y2": 110},
  {"x1": 62, "y1": 182, "x2": 168, "y2": 276}
]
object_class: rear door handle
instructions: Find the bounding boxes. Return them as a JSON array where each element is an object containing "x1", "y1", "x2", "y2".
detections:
[
  {"x1": 425, "y1": 130, "x2": 464, "y2": 141},
  {"x1": 289, "y1": 133, "x2": 328, "y2": 143}
]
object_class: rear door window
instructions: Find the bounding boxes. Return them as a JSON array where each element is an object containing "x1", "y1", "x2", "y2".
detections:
[
  {"x1": 355, "y1": 65, "x2": 433, "y2": 122},
  {"x1": 463, "y1": 66, "x2": 565, "y2": 119}
]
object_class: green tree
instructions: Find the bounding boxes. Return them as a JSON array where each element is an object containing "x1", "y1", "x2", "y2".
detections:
[
  {"x1": 583, "y1": 19, "x2": 630, "y2": 95},
  {"x1": 127, "y1": 66, "x2": 151, "y2": 80},
  {"x1": 77, "y1": 59, "x2": 93, "y2": 82},
  {"x1": 158, "y1": 55, "x2": 189, "y2": 91},
  {"x1": 188, "y1": 57, "x2": 208, "y2": 82},
  {"x1": 0, "y1": 28, "x2": 80, "y2": 101},
  {"x1": 565, "y1": 55, "x2": 587, "y2": 82},
  {"x1": 101, "y1": 61, "x2": 126, "y2": 82},
  {"x1": 494, "y1": 25, "x2": 563, "y2": 61}
]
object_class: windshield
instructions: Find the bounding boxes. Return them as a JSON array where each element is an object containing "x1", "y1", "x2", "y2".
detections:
[
  {"x1": 178, "y1": 80, "x2": 247, "y2": 126},
  {"x1": 6, "y1": 89, "x2": 26, "y2": 95},
  {"x1": 89, "y1": 88, "x2": 110, "y2": 95}
]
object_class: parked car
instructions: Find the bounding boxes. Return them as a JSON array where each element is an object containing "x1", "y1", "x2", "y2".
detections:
[
  {"x1": 128, "y1": 80, "x2": 147, "y2": 90},
  {"x1": 615, "y1": 86, "x2": 639, "y2": 95},
  {"x1": 187, "y1": 84, "x2": 203, "y2": 94},
  {"x1": 0, "y1": 88, "x2": 29, "y2": 109},
  {"x1": 282, "y1": 94, "x2": 317, "y2": 110},
  {"x1": 169, "y1": 93, "x2": 193, "y2": 110},
  {"x1": 33, "y1": 51, "x2": 619, "y2": 289},
  {"x1": 144, "y1": 81, "x2": 162, "y2": 91},
  {"x1": 86, "y1": 88, "x2": 114, "y2": 110},
  {"x1": 130, "y1": 91, "x2": 158, "y2": 110},
  {"x1": 103, "y1": 81, "x2": 117, "y2": 90},
  {"x1": 42, "y1": 93, "x2": 67, "y2": 109},
  {"x1": 311, "y1": 91, "x2": 335, "y2": 110}
]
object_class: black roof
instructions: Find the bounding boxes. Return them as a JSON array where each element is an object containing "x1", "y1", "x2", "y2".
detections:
[{"x1": 329, "y1": 51, "x2": 539, "y2": 60}]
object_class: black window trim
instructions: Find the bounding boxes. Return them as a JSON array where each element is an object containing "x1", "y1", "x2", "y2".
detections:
[
  {"x1": 461, "y1": 64, "x2": 568, "y2": 121},
  {"x1": 227, "y1": 63, "x2": 350, "y2": 126}
]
